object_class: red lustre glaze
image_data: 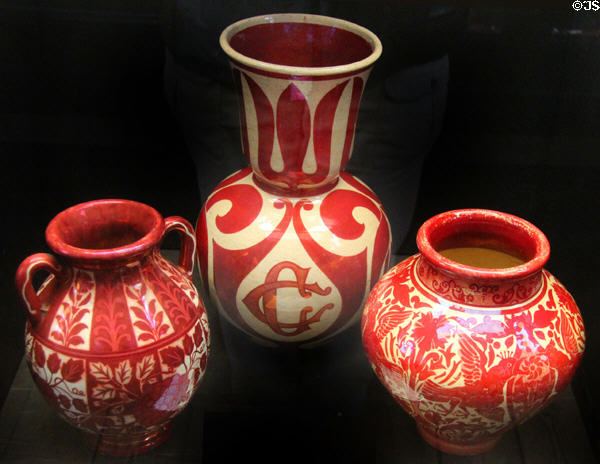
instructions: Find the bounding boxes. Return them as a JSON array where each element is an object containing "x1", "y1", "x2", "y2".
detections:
[
  {"x1": 198, "y1": 168, "x2": 390, "y2": 346},
  {"x1": 197, "y1": 14, "x2": 389, "y2": 347},
  {"x1": 230, "y1": 67, "x2": 366, "y2": 194},
  {"x1": 16, "y1": 200, "x2": 210, "y2": 456},
  {"x1": 221, "y1": 13, "x2": 382, "y2": 195},
  {"x1": 361, "y1": 209, "x2": 585, "y2": 455},
  {"x1": 229, "y1": 22, "x2": 373, "y2": 67}
]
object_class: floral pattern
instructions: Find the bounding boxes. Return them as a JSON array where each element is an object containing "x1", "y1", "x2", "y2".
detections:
[
  {"x1": 362, "y1": 255, "x2": 585, "y2": 449},
  {"x1": 23, "y1": 251, "x2": 210, "y2": 443},
  {"x1": 26, "y1": 316, "x2": 208, "y2": 437},
  {"x1": 50, "y1": 270, "x2": 94, "y2": 348},
  {"x1": 123, "y1": 265, "x2": 174, "y2": 345}
]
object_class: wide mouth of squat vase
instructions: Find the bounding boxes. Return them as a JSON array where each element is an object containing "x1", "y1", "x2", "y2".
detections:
[
  {"x1": 417, "y1": 209, "x2": 550, "y2": 281},
  {"x1": 220, "y1": 13, "x2": 382, "y2": 76},
  {"x1": 46, "y1": 199, "x2": 164, "y2": 264}
]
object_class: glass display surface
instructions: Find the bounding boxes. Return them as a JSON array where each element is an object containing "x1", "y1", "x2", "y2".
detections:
[{"x1": 1, "y1": 3, "x2": 598, "y2": 463}]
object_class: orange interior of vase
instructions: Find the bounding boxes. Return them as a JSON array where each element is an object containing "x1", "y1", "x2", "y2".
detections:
[
  {"x1": 430, "y1": 223, "x2": 535, "y2": 269},
  {"x1": 437, "y1": 246, "x2": 526, "y2": 269}
]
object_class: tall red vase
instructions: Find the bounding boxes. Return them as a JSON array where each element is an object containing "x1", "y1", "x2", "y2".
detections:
[
  {"x1": 15, "y1": 199, "x2": 210, "y2": 456},
  {"x1": 362, "y1": 209, "x2": 585, "y2": 455},
  {"x1": 196, "y1": 14, "x2": 391, "y2": 347}
]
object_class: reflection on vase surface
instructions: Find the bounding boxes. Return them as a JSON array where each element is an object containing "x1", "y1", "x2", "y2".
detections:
[
  {"x1": 362, "y1": 209, "x2": 585, "y2": 455},
  {"x1": 17, "y1": 199, "x2": 210, "y2": 456}
]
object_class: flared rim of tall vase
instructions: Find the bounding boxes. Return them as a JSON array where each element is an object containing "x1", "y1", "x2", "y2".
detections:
[{"x1": 219, "y1": 13, "x2": 383, "y2": 77}]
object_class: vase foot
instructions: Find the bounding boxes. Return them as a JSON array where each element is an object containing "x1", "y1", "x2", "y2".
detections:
[
  {"x1": 416, "y1": 423, "x2": 502, "y2": 456},
  {"x1": 84, "y1": 422, "x2": 173, "y2": 457}
]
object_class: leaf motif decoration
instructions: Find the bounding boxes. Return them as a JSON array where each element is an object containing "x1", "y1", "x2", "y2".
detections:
[
  {"x1": 458, "y1": 335, "x2": 486, "y2": 386},
  {"x1": 183, "y1": 335, "x2": 194, "y2": 356},
  {"x1": 131, "y1": 299, "x2": 172, "y2": 343},
  {"x1": 50, "y1": 330, "x2": 65, "y2": 344},
  {"x1": 138, "y1": 333, "x2": 156, "y2": 342},
  {"x1": 560, "y1": 311, "x2": 579, "y2": 356},
  {"x1": 47, "y1": 353, "x2": 61, "y2": 374},
  {"x1": 90, "y1": 362, "x2": 113, "y2": 383},
  {"x1": 114, "y1": 360, "x2": 132, "y2": 385},
  {"x1": 33, "y1": 342, "x2": 46, "y2": 368},
  {"x1": 376, "y1": 309, "x2": 411, "y2": 340},
  {"x1": 92, "y1": 383, "x2": 116, "y2": 400},
  {"x1": 136, "y1": 355, "x2": 156, "y2": 382},
  {"x1": 60, "y1": 359, "x2": 84, "y2": 383},
  {"x1": 160, "y1": 346, "x2": 185, "y2": 370}
]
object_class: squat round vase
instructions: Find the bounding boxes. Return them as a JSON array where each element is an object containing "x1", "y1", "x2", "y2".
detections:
[
  {"x1": 15, "y1": 199, "x2": 210, "y2": 456},
  {"x1": 361, "y1": 209, "x2": 585, "y2": 455},
  {"x1": 196, "y1": 14, "x2": 391, "y2": 347}
]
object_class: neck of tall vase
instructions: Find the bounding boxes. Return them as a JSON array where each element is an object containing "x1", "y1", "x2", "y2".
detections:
[{"x1": 220, "y1": 13, "x2": 382, "y2": 196}]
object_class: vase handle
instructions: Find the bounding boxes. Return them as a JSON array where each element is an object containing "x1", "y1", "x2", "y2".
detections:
[
  {"x1": 15, "y1": 253, "x2": 64, "y2": 327},
  {"x1": 163, "y1": 216, "x2": 196, "y2": 279}
]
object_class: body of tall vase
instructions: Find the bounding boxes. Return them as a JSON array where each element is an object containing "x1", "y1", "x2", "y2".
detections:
[
  {"x1": 362, "y1": 209, "x2": 585, "y2": 455},
  {"x1": 15, "y1": 199, "x2": 210, "y2": 456},
  {"x1": 196, "y1": 14, "x2": 391, "y2": 347}
]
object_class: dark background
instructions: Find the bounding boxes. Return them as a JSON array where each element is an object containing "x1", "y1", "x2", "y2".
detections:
[{"x1": 1, "y1": 1, "x2": 599, "y2": 460}]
